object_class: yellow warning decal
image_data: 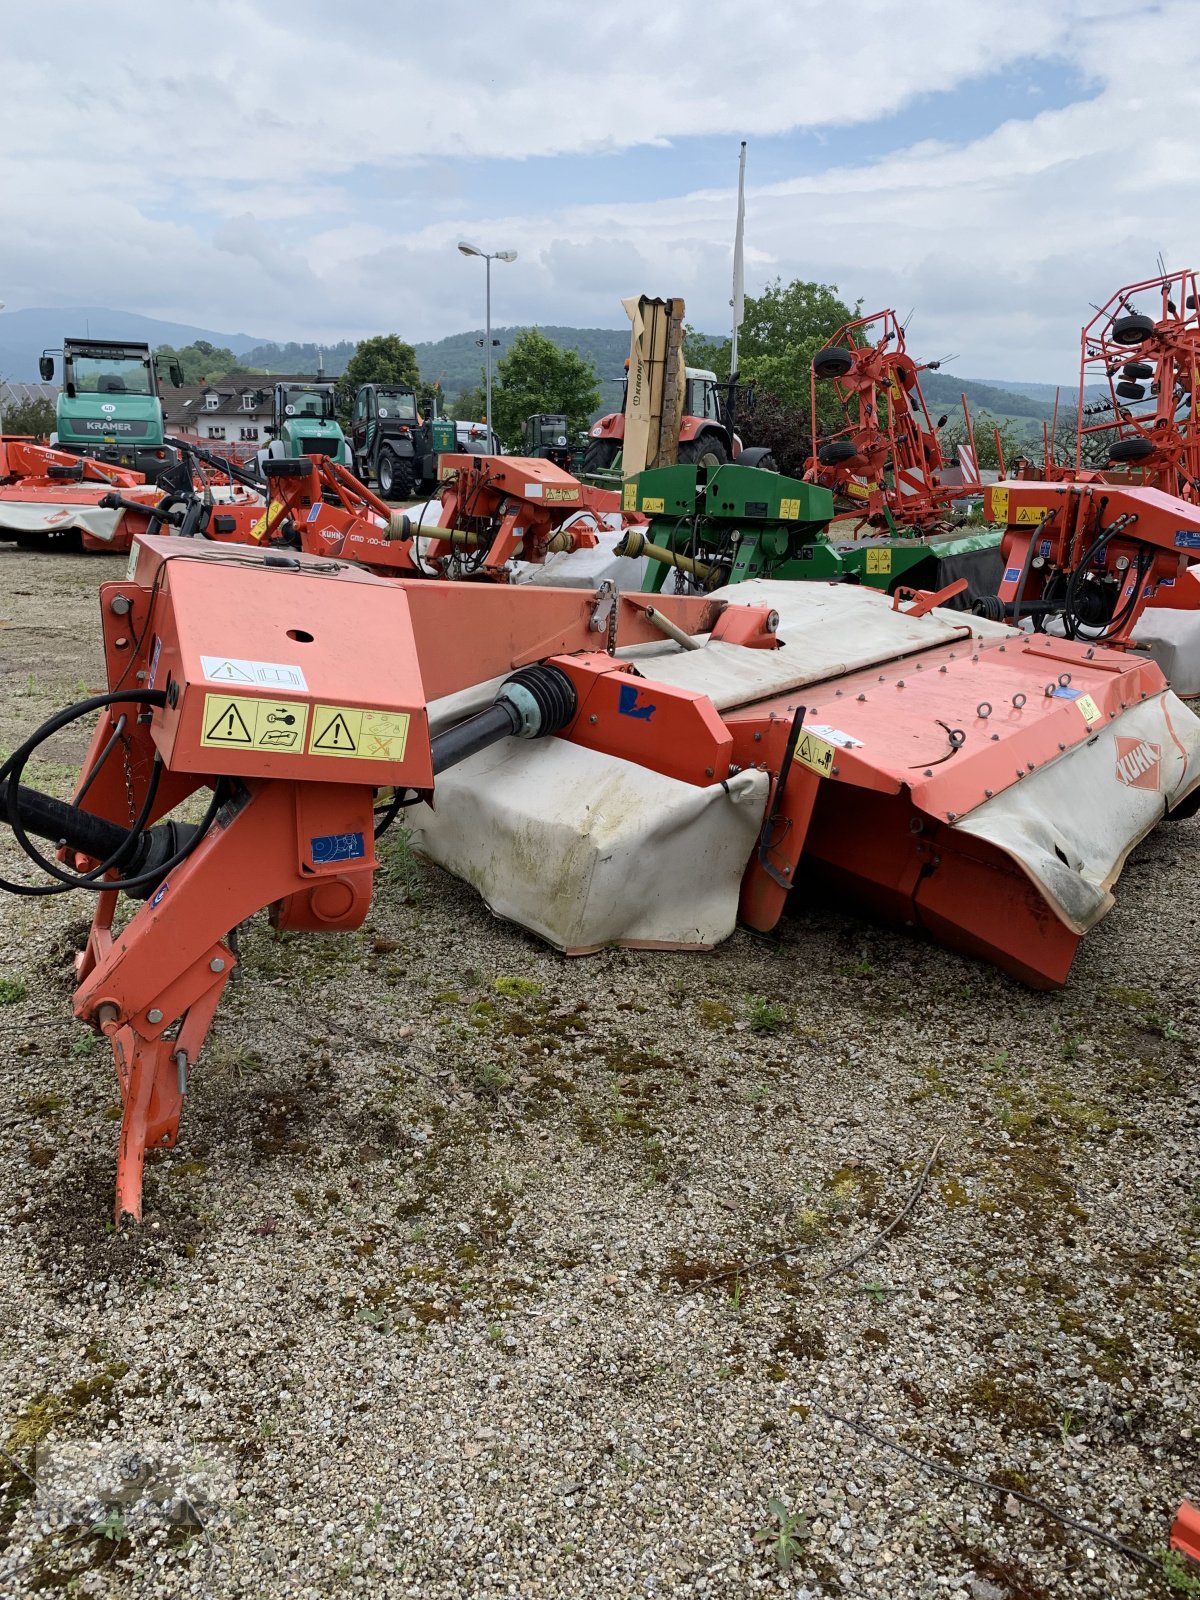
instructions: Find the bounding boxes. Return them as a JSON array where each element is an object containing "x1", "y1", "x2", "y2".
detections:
[
  {"x1": 1014, "y1": 503, "x2": 1050, "y2": 525},
  {"x1": 793, "y1": 729, "x2": 836, "y2": 777},
  {"x1": 622, "y1": 481, "x2": 638, "y2": 511},
  {"x1": 990, "y1": 486, "x2": 1009, "y2": 523},
  {"x1": 641, "y1": 496, "x2": 665, "y2": 514},
  {"x1": 866, "y1": 548, "x2": 892, "y2": 575},
  {"x1": 200, "y1": 695, "x2": 309, "y2": 753},
  {"x1": 543, "y1": 487, "x2": 578, "y2": 504},
  {"x1": 779, "y1": 497, "x2": 801, "y2": 520},
  {"x1": 1075, "y1": 693, "x2": 1102, "y2": 725},
  {"x1": 308, "y1": 704, "x2": 412, "y2": 761},
  {"x1": 247, "y1": 501, "x2": 288, "y2": 543}
]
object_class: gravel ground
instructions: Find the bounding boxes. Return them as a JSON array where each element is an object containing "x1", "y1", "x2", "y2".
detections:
[{"x1": 0, "y1": 544, "x2": 1197, "y2": 1599}]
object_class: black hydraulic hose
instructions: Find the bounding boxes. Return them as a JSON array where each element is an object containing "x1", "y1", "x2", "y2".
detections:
[{"x1": 0, "y1": 689, "x2": 223, "y2": 899}]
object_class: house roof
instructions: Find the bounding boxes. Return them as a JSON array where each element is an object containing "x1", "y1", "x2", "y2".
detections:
[
  {"x1": 1, "y1": 380, "x2": 58, "y2": 408},
  {"x1": 163, "y1": 373, "x2": 331, "y2": 425}
]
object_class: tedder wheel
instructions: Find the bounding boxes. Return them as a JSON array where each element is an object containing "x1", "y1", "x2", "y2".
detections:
[
  {"x1": 582, "y1": 438, "x2": 620, "y2": 474},
  {"x1": 1112, "y1": 312, "x2": 1156, "y2": 346},
  {"x1": 818, "y1": 439, "x2": 860, "y2": 466},
  {"x1": 1115, "y1": 380, "x2": 1146, "y2": 400},
  {"x1": 1122, "y1": 361, "x2": 1153, "y2": 380},
  {"x1": 812, "y1": 346, "x2": 855, "y2": 380},
  {"x1": 735, "y1": 447, "x2": 779, "y2": 472},
  {"x1": 1108, "y1": 435, "x2": 1156, "y2": 463},
  {"x1": 677, "y1": 435, "x2": 729, "y2": 470}
]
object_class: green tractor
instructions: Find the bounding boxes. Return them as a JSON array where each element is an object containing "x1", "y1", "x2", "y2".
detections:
[
  {"x1": 39, "y1": 338, "x2": 182, "y2": 478},
  {"x1": 617, "y1": 461, "x2": 1000, "y2": 606},
  {"x1": 521, "y1": 414, "x2": 572, "y2": 468},
  {"x1": 261, "y1": 380, "x2": 350, "y2": 467}
]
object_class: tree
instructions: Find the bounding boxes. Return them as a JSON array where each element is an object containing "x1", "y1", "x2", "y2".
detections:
[
  {"x1": 737, "y1": 278, "x2": 860, "y2": 415},
  {"x1": 739, "y1": 394, "x2": 813, "y2": 478},
  {"x1": 155, "y1": 342, "x2": 240, "y2": 385},
  {"x1": 492, "y1": 329, "x2": 600, "y2": 448},
  {"x1": 336, "y1": 335, "x2": 420, "y2": 417},
  {"x1": 451, "y1": 383, "x2": 486, "y2": 423},
  {"x1": 683, "y1": 326, "x2": 731, "y2": 380},
  {"x1": 939, "y1": 410, "x2": 1026, "y2": 474},
  {"x1": 1, "y1": 395, "x2": 56, "y2": 438}
]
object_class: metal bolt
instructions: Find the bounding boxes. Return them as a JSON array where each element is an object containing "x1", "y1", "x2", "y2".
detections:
[
  {"x1": 857, "y1": 693, "x2": 867, "y2": 702},
  {"x1": 705, "y1": 767, "x2": 714, "y2": 777},
  {"x1": 109, "y1": 595, "x2": 132, "y2": 616},
  {"x1": 946, "y1": 813, "x2": 956, "y2": 822},
  {"x1": 939, "y1": 665, "x2": 947, "y2": 674},
  {"x1": 147, "y1": 1008, "x2": 164, "y2": 1024},
  {"x1": 1058, "y1": 742, "x2": 1066, "y2": 751},
  {"x1": 782, "y1": 865, "x2": 791, "y2": 876},
  {"x1": 210, "y1": 958, "x2": 226, "y2": 973},
  {"x1": 753, "y1": 731, "x2": 762, "y2": 742},
  {"x1": 896, "y1": 679, "x2": 905, "y2": 688},
  {"x1": 923, "y1": 769, "x2": 933, "y2": 778},
  {"x1": 830, "y1": 765, "x2": 840, "y2": 777},
  {"x1": 589, "y1": 714, "x2": 598, "y2": 724},
  {"x1": 985, "y1": 788, "x2": 993, "y2": 798}
]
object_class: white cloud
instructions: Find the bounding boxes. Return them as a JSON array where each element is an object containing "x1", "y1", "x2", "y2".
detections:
[{"x1": 0, "y1": 0, "x2": 1196, "y2": 379}]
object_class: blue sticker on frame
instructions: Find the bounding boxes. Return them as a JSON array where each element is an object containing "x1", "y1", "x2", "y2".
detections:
[{"x1": 311, "y1": 831, "x2": 366, "y2": 864}]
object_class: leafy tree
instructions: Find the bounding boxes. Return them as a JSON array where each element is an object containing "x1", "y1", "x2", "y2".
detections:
[
  {"x1": 1, "y1": 395, "x2": 56, "y2": 437},
  {"x1": 739, "y1": 393, "x2": 813, "y2": 478},
  {"x1": 939, "y1": 410, "x2": 1026, "y2": 474},
  {"x1": 738, "y1": 278, "x2": 860, "y2": 416},
  {"x1": 451, "y1": 383, "x2": 487, "y2": 423},
  {"x1": 154, "y1": 341, "x2": 240, "y2": 385},
  {"x1": 683, "y1": 325, "x2": 731, "y2": 380},
  {"x1": 492, "y1": 329, "x2": 600, "y2": 448},
  {"x1": 335, "y1": 334, "x2": 420, "y2": 420}
]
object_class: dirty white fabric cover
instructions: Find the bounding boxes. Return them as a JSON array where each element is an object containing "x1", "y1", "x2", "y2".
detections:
[
  {"x1": 408, "y1": 744, "x2": 769, "y2": 951},
  {"x1": 954, "y1": 691, "x2": 1200, "y2": 930},
  {"x1": 0, "y1": 499, "x2": 125, "y2": 541}
]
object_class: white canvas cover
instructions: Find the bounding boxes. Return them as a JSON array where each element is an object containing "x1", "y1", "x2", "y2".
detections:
[
  {"x1": 0, "y1": 498, "x2": 126, "y2": 541},
  {"x1": 408, "y1": 742, "x2": 769, "y2": 952},
  {"x1": 953, "y1": 691, "x2": 1200, "y2": 931}
]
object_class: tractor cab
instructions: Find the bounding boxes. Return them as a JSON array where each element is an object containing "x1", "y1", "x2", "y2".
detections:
[
  {"x1": 521, "y1": 414, "x2": 571, "y2": 467},
  {"x1": 40, "y1": 338, "x2": 182, "y2": 477},
  {"x1": 583, "y1": 364, "x2": 751, "y2": 474},
  {"x1": 264, "y1": 380, "x2": 349, "y2": 466}
]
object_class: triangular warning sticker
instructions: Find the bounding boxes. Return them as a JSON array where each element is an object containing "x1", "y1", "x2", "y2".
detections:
[
  {"x1": 313, "y1": 712, "x2": 357, "y2": 752},
  {"x1": 209, "y1": 661, "x2": 256, "y2": 684},
  {"x1": 205, "y1": 702, "x2": 253, "y2": 744}
]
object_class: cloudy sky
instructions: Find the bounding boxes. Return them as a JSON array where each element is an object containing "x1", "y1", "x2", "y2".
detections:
[{"x1": 2, "y1": 0, "x2": 1198, "y2": 380}]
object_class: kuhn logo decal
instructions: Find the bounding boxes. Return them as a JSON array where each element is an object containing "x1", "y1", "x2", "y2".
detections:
[{"x1": 1114, "y1": 737, "x2": 1162, "y2": 790}]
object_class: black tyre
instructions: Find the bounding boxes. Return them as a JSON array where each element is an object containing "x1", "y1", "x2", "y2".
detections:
[
  {"x1": 1115, "y1": 381, "x2": 1145, "y2": 400},
  {"x1": 677, "y1": 435, "x2": 729, "y2": 470},
  {"x1": 582, "y1": 438, "x2": 620, "y2": 474},
  {"x1": 735, "y1": 447, "x2": 779, "y2": 471},
  {"x1": 1108, "y1": 435, "x2": 1155, "y2": 463},
  {"x1": 813, "y1": 346, "x2": 854, "y2": 380},
  {"x1": 1122, "y1": 361, "x2": 1153, "y2": 380},
  {"x1": 818, "y1": 439, "x2": 860, "y2": 466},
  {"x1": 377, "y1": 450, "x2": 413, "y2": 501},
  {"x1": 1112, "y1": 313, "x2": 1155, "y2": 346}
]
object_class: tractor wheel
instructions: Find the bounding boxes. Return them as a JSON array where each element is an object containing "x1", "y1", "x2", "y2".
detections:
[
  {"x1": 818, "y1": 439, "x2": 860, "y2": 467},
  {"x1": 1108, "y1": 435, "x2": 1155, "y2": 463},
  {"x1": 377, "y1": 450, "x2": 413, "y2": 501},
  {"x1": 1122, "y1": 361, "x2": 1153, "y2": 381},
  {"x1": 677, "y1": 435, "x2": 729, "y2": 470},
  {"x1": 813, "y1": 346, "x2": 854, "y2": 380},
  {"x1": 735, "y1": 447, "x2": 779, "y2": 472},
  {"x1": 582, "y1": 438, "x2": 620, "y2": 474},
  {"x1": 1115, "y1": 380, "x2": 1145, "y2": 400},
  {"x1": 1112, "y1": 313, "x2": 1156, "y2": 346}
]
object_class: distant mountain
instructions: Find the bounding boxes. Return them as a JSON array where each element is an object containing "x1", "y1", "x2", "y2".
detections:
[
  {"x1": 920, "y1": 371, "x2": 1057, "y2": 422},
  {"x1": 0, "y1": 308, "x2": 268, "y2": 381},
  {"x1": 240, "y1": 340, "x2": 357, "y2": 377}
]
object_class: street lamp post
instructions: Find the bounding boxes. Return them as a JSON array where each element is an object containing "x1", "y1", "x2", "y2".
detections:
[{"x1": 457, "y1": 242, "x2": 516, "y2": 449}]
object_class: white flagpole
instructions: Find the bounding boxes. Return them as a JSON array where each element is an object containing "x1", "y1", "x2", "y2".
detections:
[{"x1": 730, "y1": 140, "x2": 747, "y2": 375}]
